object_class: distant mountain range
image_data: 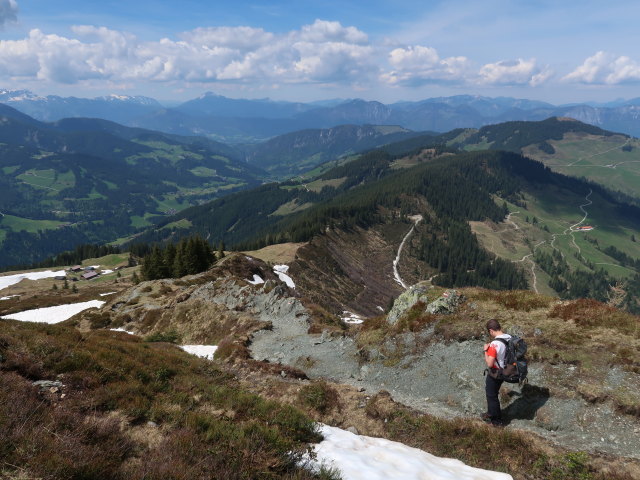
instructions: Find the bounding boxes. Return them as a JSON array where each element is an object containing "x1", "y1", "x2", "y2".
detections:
[{"x1": 2, "y1": 89, "x2": 640, "y2": 142}]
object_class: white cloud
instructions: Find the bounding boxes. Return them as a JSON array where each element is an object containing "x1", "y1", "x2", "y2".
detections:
[
  {"x1": 381, "y1": 45, "x2": 471, "y2": 86},
  {"x1": 563, "y1": 51, "x2": 640, "y2": 84},
  {"x1": 0, "y1": 21, "x2": 378, "y2": 87},
  {"x1": 478, "y1": 58, "x2": 551, "y2": 86},
  {"x1": 0, "y1": 0, "x2": 17, "y2": 27}
]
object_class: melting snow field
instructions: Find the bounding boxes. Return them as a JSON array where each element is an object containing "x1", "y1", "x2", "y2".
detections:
[
  {"x1": 273, "y1": 264, "x2": 295, "y2": 288},
  {"x1": 247, "y1": 274, "x2": 265, "y2": 285},
  {"x1": 179, "y1": 345, "x2": 218, "y2": 360},
  {"x1": 1, "y1": 300, "x2": 105, "y2": 324},
  {"x1": 0, "y1": 270, "x2": 67, "y2": 291},
  {"x1": 308, "y1": 425, "x2": 513, "y2": 480}
]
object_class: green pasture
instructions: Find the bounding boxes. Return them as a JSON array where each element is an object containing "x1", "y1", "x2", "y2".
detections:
[
  {"x1": 0, "y1": 214, "x2": 65, "y2": 233},
  {"x1": 160, "y1": 219, "x2": 193, "y2": 230},
  {"x1": 128, "y1": 141, "x2": 203, "y2": 165},
  {"x1": 190, "y1": 166, "x2": 218, "y2": 177},
  {"x1": 2, "y1": 165, "x2": 20, "y2": 174},
  {"x1": 16, "y1": 169, "x2": 76, "y2": 193},
  {"x1": 522, "y1": 134, "x2": 640, "y2": 199}
]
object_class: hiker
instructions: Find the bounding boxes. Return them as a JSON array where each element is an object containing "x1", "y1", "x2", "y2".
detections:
[{"x1": 482, "y1": 319, "x2": 511, "y2": 426}]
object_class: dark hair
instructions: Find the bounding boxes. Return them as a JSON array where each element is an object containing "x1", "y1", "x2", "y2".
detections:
[{"x1": 486, "y1": 319, "x2": 501, "y2": 332}]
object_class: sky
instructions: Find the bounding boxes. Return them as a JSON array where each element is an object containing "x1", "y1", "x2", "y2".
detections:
[{"x1": 1, "y1": 0, "x2": 640, "y2": 104}]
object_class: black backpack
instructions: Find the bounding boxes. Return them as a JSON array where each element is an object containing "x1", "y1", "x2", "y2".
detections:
[{"x1": 495, "y1": 336, "x2": 528, "y2": 384}]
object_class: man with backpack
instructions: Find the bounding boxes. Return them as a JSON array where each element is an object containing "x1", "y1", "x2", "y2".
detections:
[{"x1": 482, "y1": 319, "x2": 511, "y2": 427}]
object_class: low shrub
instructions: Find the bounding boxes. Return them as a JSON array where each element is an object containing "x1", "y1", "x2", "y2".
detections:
[
  {"x1": 145, "y1": 330, "x2": 180, "y2": 344},
  {"x1": 298, "y1": 381, "x2": 339, "y2": 414}
]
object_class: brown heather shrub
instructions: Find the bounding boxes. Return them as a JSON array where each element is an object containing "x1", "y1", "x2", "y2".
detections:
[
  {"x1": 304, "y1": 301, "x2": 347, "y2": 334},
  {"x1": 298, "y1": 381, "x2": 339, "y2": 414},
  {"x1": 0, "y1": 321, "x2": 325, "y2": 480},
  {"x1": 381, "y1": 404, "x2": 632, "y2": 480},
  {"x1": 392, "y1": 302, "x2": 438, "y2": 333},
  {"x1": 549, "y1": 298, "x2": 639, "y2": 334},
  {"x1": 250, "y1": 360, "x2": 309, "y2": 380},
  {"x1": 215, "y1": 337, "x2": 251, "y2": 361},
  {"x1": 87, "y1": 311, "x2": 113, "y2": 329},
  {"x1": 493, "y1": 290, "x2": 552, "y2": 311}
]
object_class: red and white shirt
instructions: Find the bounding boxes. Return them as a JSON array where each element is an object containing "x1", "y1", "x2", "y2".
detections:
[{"x1": 486, "y1": 334, "x2": 512, "y2": 369}]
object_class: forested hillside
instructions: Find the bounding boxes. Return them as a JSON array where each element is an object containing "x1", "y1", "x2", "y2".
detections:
[
  {"x1": 0, "y1": 105, "x2": 262, "y2": 267},
  {"x1": 132, "y1": 136, "x2": 640, "y2": 309}
]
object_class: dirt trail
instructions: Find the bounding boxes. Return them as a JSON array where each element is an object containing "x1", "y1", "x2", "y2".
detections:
[{"x1": 393, "y1": 215, "x2": 423, "y2": 289}]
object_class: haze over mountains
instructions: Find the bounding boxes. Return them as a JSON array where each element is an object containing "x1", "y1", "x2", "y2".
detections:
[{"x1": 3, "y1": 89, "x2": 640, "y2": 143}]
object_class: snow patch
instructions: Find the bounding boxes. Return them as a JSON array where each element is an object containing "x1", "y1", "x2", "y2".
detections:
[
  {"x1": 0, "y1": 270, "x2": 67, "y2": 291},
  {"x1": 306, "y1": 424, "x2": 513, "y2": 480},
  {"x1": 1, "y1": 300, "x2": 105, "y2": 324},
  {"x1": 273, "y1": 264, "x2": 295, "y2": 289},
  {"x1": 101, "y1": 269, "x2": 114, "y2": 275},
  {"x1": 110, "y1": 327, "x2": 136, "y2": 335},
  {"x1": 341, "y1": 311, "x2": 364, "y2": 324},
  {"x1": 99, "y1": 291, "x2": 117, "y2": 296},
  {"x1": 1, "y1": 295, "x2": 20, "y2": 301},
  {"x1": 179, "y1": 345, "x2": 218, "y2": 360},
  {"x1": 248, "y1": 274, "x2": 265, "y2": 285}
]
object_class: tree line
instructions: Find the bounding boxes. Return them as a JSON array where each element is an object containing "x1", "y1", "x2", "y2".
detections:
[{"x1": 140, "y1": 235, "x2": 218, "y2": 280}]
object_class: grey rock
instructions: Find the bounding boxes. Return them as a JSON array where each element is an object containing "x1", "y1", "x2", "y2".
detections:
[
  {"x1": 346, "y1": 426, "x2": 359, "y2": 435},
  {"x1": 33, "y1": 380, "x2": 63, "y2": 388},
  {"x1": 426, "y1": 290, "x2": 464, "y2": 314},
  {"x1": 386, "y1": 281, "x2": 431, "y2": 325}
]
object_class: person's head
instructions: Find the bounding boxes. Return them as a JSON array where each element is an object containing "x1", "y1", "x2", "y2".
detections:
[{"x1": 486, "y1": 319, "x2": 502, "y2": 337}]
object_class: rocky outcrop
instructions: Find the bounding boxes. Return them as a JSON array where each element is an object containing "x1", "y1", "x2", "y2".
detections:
[
  {"x1": 386, "y1": 282, "x2": 432, "y2": 325},
  {"x1": 386, "y1": 286, "x2": 464, "y2": 325}
]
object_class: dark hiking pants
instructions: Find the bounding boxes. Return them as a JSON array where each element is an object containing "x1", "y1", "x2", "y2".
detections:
[{"x1": 485, "y1": 373, "x2": 504, "y2": 421}]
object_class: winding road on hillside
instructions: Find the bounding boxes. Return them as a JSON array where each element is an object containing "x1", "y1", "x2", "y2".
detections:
[{"x1": 393, "y1": 215, "x2": 422, "y2": 289}]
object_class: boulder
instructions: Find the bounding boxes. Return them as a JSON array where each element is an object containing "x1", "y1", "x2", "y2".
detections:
[
  {"x1": 386, "y1": 281, "x2": 431, "y2": 325},
  {"x1": 425, "y1": 289, "x2": 464, "y2": 314}
]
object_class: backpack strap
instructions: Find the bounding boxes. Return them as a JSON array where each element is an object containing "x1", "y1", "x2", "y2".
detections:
[{"x1": 495, "y1": 337, "x2": 509, "y2": 347}]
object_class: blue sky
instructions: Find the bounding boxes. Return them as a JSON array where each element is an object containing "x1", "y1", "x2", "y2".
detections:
[{"x1": 1, "y1": 0, "x2": 639, "y2": 104}]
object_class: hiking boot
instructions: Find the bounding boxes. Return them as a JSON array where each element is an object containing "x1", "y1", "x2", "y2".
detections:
[{"x1": 480, "y1": 412, "x2": 491, "y2": 423}]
